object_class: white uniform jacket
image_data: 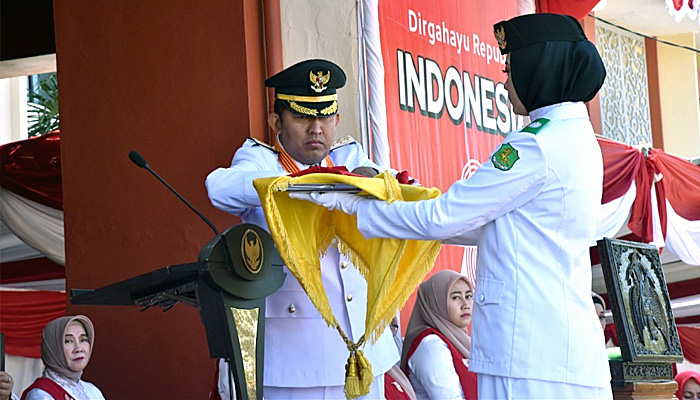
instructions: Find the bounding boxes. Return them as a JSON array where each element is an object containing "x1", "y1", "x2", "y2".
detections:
[
  {"x1": 23, "y1": 369, "x2": 105, "y2": 400},
  {"x1": 408, "y1": 334, "x2": 464, "y2": 400},
  {"x1": 356, "y1": 102, "x2": 610, "y2": 387},
  {"x1": 206, "y1": 136, "x2": 399, "y2": 387}
]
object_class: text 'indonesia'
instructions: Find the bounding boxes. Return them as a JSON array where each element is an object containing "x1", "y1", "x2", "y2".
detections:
[{"x1": 396, "y1": 50, "x2": 521, "y2": 137}]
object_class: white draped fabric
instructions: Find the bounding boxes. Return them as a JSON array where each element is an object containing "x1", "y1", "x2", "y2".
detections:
[
  {"x1": 666, "y1": 200, "x2": 700, "y2": 266},
  {"x1": 665, "y1": 0, "x2": 700, "y2": 22},
  {"x1": 361, "y1": 0, "x2": 390, "y2": 167},
  {"x1": 0, "y1": 221, "x2": 42, "y2": 262},
  {"x1": 518, "y1": 0, "x2": 536, "y2": 15},
  {"x1": 594, "y1": 181, "x2": 665, "y2": 249},
  {"x1": 594, "y1": 181, "x2": 636, "y2": 243},
  {"x1": 0, "y1": 189, "x2": 65, "y2": 265},
  {"x1": 6, "y1": 354, "x2": 44, "y2": 399}
]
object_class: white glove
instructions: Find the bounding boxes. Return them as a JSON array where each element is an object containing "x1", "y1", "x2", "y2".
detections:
[{"x1": 289, "y1": 192, "x2": 367, "y2": 215}]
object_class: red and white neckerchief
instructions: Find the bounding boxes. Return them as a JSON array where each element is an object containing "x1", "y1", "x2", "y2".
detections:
[{"x1": 274, "y1": 136, "x2": 334, "y2": 174}]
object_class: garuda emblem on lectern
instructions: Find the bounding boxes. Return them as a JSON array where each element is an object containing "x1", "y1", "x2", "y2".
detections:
[{"x1": 242, "y1": 229, "x2": 263, "y2": 274}]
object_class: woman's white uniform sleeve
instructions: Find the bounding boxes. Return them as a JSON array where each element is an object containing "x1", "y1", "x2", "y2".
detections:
[
  {"x1": 408, "y1": 335, "x2": 464, "y2": 400},
  {"x1": 357, "y1": 133, "x2": 548, "y2": 242},
  {"x1": 22, "y1": 389, "x2": 53, "y2": 400}
]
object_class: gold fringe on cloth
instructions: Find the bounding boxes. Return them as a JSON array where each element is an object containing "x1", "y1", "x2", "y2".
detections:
[{"x1": 253, "y1": 171, "x2": 441, "y2": 398}]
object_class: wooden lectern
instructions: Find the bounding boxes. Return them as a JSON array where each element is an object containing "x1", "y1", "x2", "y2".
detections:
[{"x1": 71, "y1": 223, "x2": 286, "y2": 400}]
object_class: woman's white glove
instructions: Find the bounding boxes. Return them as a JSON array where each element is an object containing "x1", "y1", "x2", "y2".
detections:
[{"x1": 289, "y1": 192, "x2": 367, "y2": 215}]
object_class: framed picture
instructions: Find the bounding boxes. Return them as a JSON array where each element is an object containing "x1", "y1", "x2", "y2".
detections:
[{"x1": 598, "y1": 238, "x2": 683, "y2": 363}]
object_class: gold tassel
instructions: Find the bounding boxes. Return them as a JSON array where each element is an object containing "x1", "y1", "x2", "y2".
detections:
[
  {"x1": 344, "y1": 352, "x2": 362, "y2": 399},
  {"x1": 356, "y1": 349, "x2": 374, "y2": 392}
]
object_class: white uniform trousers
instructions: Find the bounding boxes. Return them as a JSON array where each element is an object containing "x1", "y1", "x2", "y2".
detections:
[
  {"x1": 477, "y1": 374, "x2": 612, "y2": 400},
  {"x1": 264, "y1": 374, "x2": 385, "y2": 400}
]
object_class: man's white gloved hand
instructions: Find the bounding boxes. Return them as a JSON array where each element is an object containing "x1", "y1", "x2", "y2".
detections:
[{"x1": 289, "y1": 192, "x2": 367, "y2": 215}]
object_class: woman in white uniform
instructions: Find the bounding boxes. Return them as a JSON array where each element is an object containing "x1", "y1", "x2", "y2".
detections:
[
  {"x1": 21, "y1": 316, "x2": 105, "y2": 400},
  {"x1": 293, "y1": 13, "x2": 612, "y2": 399},
  {"x1": 401, "y1": 270, "x2": 477, "y2": 399}
]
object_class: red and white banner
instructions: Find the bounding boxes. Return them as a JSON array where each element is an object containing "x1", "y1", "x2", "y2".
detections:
[
  {"x1": 377, "y1": 0, "x2": 519, "y2": 187},
  {"x1": 368, "y1": 0, "x2": 520, "y2": 322}
]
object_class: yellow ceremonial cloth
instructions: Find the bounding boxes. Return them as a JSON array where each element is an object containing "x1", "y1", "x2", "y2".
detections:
[{"x1": 253, "y1": 171, "x2": 441, "y2": 346}]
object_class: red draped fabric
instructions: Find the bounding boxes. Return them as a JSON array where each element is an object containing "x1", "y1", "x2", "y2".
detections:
[
  {"x1": 288, "y1": 166, "x2": 361, "y2": 177},
  {"x1": 596, "y1": 137, "x2": 700, "y2": 243},
  {"x1": 535, "y1": 0, "x2": 601, "y2": 20},
  {"x1": 604, "y1": 323, "x2": 619, "y2": 347},
  {"x1": 597, "y1": 137, "x2": 643, "y2": 204},
  {"x1": 0, "y1": 257, "x2": 65, "y2": 284},
  {"x1": 289, "y1": 165, "x2": 416, "y2": 184},
  {"x1": 597, "y1": 137, "x2": 657, "y2": 242},
  {"x1": 0, "y1": 131, "x2": 62, "y2": 210},
  {"x1": 667, "y1": 277, "x2": 700, "y2": 300},
  {"x1": 0, "y1": 290, "x2": 66, "y2": 358},
  {"x1": 670, "y1": 0, "x2": 695, "y2": 11},
  {"x1": 678, "y1": 326, "x2": 700, "y2": 364},
  {"x1": 654, "y1": 150, "x2": 700, "y2": 221}
]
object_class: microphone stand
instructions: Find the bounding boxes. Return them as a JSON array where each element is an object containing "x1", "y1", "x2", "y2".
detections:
[{"x1": 128, "y1": 151, "x2": 236, "y2": 275}]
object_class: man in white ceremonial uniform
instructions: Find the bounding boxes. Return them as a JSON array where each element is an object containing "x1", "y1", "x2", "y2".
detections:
[
  {"x1": 206, "y1": 59, "x2": 398, "y2": 400},
  {"x1": 293, "y1": 14, "x2": 613, "y2": 399}
]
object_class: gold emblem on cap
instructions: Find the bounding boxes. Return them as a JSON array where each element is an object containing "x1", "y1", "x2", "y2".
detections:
[
  {"x1": 241, "y1": 229, "x2": 263, "y2": 274},
  {"x1": 494, "y1": 25, "x2": 507, "y2": 50},
  {"x1": 310, "y1": 70, "x2": 331, "y2": 93}
]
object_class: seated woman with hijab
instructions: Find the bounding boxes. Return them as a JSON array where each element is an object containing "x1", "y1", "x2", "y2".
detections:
[
  {"x1": 675, "y1": 370, "x2": 700, "y2": 400},
  {"x1": 21, "y1": 315, "x2": 105, "y2": 400},
  {"x1": 401, "y1": 270, "x2": 477, "y2": 399}
]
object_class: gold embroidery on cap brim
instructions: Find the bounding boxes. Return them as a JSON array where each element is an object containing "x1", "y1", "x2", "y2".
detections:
[
  {"x1": 288, "y1": 101, "x2": 318, "y2": 116},
  {"x1": 320, "y1": 101, "x2": 338, "y2": 115}
]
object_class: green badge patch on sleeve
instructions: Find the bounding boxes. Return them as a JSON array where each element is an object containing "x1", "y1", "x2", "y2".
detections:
[
  {"x1": 492, "y1": 143, "x2": 520, "y2": 171},
  {"x1": 521, "y1": 118, "x2": 550, "y2": 134}
]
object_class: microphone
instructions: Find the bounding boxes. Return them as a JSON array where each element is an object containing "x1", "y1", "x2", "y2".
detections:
[
  {"x1": 129, "y1": 150, "x2": 149, "y2": 168},
  {"x1": 128, "y1": 150, "x2": 220, "y2": 236}
]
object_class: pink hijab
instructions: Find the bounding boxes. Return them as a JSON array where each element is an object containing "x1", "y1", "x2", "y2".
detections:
[
  {"x1": 675, "y1": 370, "x2": 700, "y2": 399},
  {"x1": 401, "y1": 270, "x2": 472, "y2": 370},
  {"x1": 41, "y1": 315, "x2": 95, "y2": 381}
]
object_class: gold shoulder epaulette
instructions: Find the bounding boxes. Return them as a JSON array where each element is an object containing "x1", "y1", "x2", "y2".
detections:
[
  {"x1": 246, "y1": 137, "x2": 279, "y2": 154},
  {"x1": 330, "y1": 135, "x2": 356, "y2": 151}
]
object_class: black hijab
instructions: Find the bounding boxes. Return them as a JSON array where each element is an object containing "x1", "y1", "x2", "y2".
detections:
[
  {"x1": 493, "y1": 13, "x2": 607, "y2": 112},
  {"x1": 510, "y1": 39, "x2": 606, "y2": 112}
]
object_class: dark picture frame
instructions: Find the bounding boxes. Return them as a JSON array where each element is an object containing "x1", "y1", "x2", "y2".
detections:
[{"x1": 598, "y1": 238, "x2": 683, "y2": 363}]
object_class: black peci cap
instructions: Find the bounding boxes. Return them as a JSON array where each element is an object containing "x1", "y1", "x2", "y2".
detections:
[
  {"x1": 493, "y1": 13, "x2": 587, "y2": 55},
  {"x1": 265, "y1": 59, "x2": 347, "y2": 117}
]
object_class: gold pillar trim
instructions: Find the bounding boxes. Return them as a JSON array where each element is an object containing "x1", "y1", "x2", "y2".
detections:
[{"x1": 231, "y1": 307, "x2": 260, "y2": 399}]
